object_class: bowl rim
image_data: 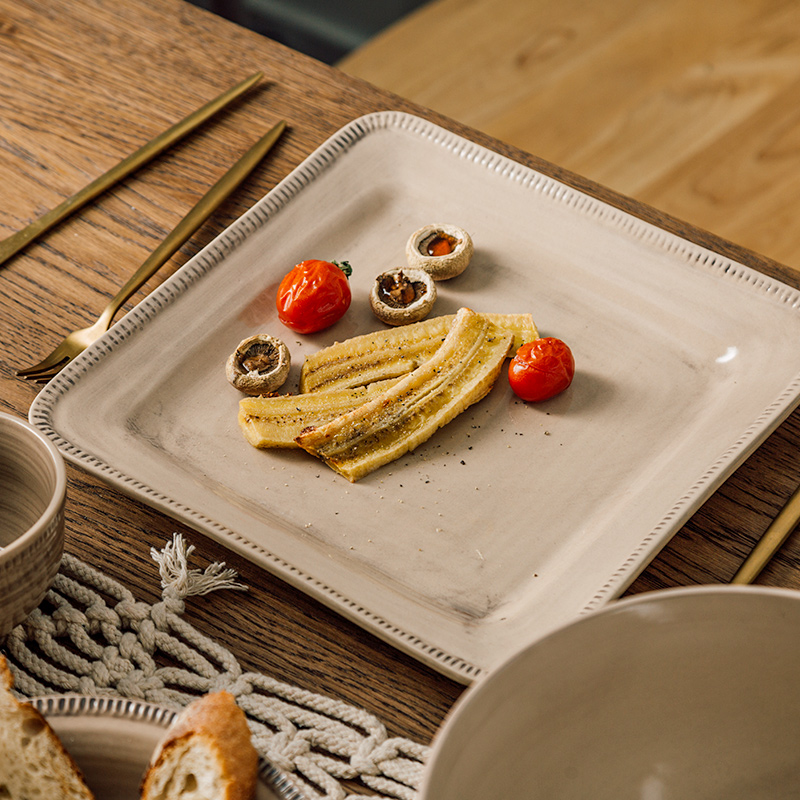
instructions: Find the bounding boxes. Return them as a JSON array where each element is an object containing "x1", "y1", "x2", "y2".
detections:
[
  {"x1": 420, "y1": 583, "x2": 800, "y2": 798},
  {"x1": 0, "y1": 410, "x2": 67, "y2": 557}
]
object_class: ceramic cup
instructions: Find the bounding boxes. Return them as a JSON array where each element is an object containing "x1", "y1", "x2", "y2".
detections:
[{"x1": 0, "y1": 412, "x2": 66, "y2": 636}]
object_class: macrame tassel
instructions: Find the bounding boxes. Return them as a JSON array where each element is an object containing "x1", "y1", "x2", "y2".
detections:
[{"x1": 150, "y1": 533, "x2": 248, "y2": 598}]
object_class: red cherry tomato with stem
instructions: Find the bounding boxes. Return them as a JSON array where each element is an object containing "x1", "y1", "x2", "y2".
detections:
[
  {"x1": 508, "y1": 337, "x2": 575, "y2": 402},
  {"x1": 276, "y1": 259, "x2": 352, "y2": 334}
]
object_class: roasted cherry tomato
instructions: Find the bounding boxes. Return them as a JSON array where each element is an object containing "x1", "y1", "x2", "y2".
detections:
[
  {"x1": 276, "y1": 259, "x2": 352, "y2": 334},
  {"x1": 508, "y1": 337, "x2": 575, "y2": 402}
]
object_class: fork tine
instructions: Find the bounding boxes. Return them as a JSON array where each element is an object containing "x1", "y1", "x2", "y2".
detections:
[
  {"x1": 23, "y1": 367, "x2": 65, "y2": 383},
  {"x1": 22, "y1": 356, "x2": 75, "y2": 382},
  {"x1": 16, "y1": 345, "x2": 71, "y2": 377}
]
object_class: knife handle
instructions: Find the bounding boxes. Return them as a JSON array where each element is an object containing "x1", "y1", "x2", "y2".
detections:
[
  {"x1": 0, "y1": 71, "x2": 264, "y2": 268},
  {"x1": 730, "y1": 483, "x2": 800, "y2": 584},
  {"x1": 100, "y1": 120, "x2": 286, "y2": 328}
]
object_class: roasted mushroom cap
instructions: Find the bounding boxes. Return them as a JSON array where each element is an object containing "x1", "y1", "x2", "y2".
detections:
[
  {"x1": 406, "y1": 223, "x2": 474, "y2": 280},
  {"x1": 226, "y1": 334, "x2": 291, "y2": 395},
  {"x1": 369, "y1": 267, "x2": 437, "y2": 326}
]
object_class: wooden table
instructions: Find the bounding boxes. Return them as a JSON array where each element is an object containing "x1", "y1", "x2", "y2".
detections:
[
  {"x1": 2, "y1": 0, "x2": 800, "y2": 763},
  {"x1": 339, "y1": 0, "x2": 800, "y2": 272}
]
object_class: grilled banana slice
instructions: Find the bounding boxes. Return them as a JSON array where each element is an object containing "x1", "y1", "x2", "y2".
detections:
[
  {"x1": 299, "y1": 311, "x2": 537, "y2": 393},
  {"x1": 295, "y1": 307, "x2": 513, "y2": 482},
  {"x1": 238, "y1": 380, "x2": 397, "y2": 448}
]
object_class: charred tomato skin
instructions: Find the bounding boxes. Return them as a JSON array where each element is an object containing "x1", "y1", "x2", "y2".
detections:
[
  {"x1": 276, "y1": 259, "x2": 352, "y2": 334},
  {"x1": 508, "y1": 337, "x2": 575, "y2": 402}
]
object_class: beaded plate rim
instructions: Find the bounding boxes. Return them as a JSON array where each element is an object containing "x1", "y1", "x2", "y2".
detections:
[{"x1": 28, "y1": 110, "x2": 800, "y2": 684}]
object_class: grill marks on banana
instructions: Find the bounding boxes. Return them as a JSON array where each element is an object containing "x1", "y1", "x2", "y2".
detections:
[
  {"x1": 237, "y1": 308, "x2": 538, "y2": 481},
  {"x1": 299, "y1": 311, "x2": 536, "y2": 393},
  {"x1": 295, "y1": 309, "x2": 514, "y2": 482},
  {"x1": 238, "y1": 380, "x2": 398, "y2": 448}
]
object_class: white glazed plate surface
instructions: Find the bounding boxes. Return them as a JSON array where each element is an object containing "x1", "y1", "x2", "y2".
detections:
[
  {"x1": 29, "y1": 695, "x2": 298, "y2": 799},
  {"x1": 29, "y1": 111, "x2": 800, "y2": 682}
]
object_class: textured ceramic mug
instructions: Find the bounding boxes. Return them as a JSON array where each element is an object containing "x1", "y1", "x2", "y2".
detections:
[{"x1": 0, "y1": 412, "x2": 66, "y2": 636}]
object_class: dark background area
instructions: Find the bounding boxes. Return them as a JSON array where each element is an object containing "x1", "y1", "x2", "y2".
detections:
[{"x1": 187, "y1": 0, "x2": 428, "y2": 64}]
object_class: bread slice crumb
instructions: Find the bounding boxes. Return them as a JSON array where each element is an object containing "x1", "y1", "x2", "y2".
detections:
[{"x1": 0, "y1": 656, "x2": 95, "y2": 800}]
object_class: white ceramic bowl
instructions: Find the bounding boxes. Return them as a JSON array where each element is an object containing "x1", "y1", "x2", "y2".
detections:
[
  {"x1": 421, "y1": 586, "x2": 800, "y2": 799},
  {"x1": 0, "y1": 411, "x2": 66, "y2": 635}
]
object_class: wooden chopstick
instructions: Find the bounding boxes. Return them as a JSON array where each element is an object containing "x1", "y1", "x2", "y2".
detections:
[
  {"x1": 0, "y1": 71, "x2": 264, "y2": 268},
  {"x1": 730, "y1": 484, "x2": 800, "y2": 584}
]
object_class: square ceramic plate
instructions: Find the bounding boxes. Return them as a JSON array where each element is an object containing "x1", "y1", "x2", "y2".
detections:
[{"x1": 30, "y1": 112, "x2": 800, "y2": 683}]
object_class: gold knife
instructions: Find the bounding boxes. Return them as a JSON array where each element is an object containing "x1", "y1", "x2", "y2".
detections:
[
  {"x1": 730, "y1": 484, "x2": 800, "y2": 584},
  {"x1": 0, "y1": 71, "x2": 264, "y2": 267}
]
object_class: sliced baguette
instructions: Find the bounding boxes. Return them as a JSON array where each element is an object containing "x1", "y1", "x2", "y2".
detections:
[
  {"x1": 140, "y1": 691, "x2": 258, "y2": 800},
  {"x1": 0, "y1": 655, "x2": 95, "y2": 800}
]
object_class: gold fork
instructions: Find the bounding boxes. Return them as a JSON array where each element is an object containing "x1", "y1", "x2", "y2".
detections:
[{"x1": 18, "y1": 120, "x2": 286, "y2": 382}]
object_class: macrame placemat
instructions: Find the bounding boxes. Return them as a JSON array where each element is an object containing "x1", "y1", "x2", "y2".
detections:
[{"x1": 1, "y1": 534, "x2": 430, "y2": 800}]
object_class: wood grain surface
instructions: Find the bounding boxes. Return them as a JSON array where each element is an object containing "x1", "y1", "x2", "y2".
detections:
[
  {"x1": 2, "y1": 0, "x2": 800, "y2": 764},
  {"x1": 339, "y1": 0, "x2": 800, "y2": 271}
]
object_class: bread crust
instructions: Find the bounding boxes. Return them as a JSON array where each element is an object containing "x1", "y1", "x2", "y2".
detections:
[{"x1": 141, "y1": 691, "x2": 258, "y2": 800}]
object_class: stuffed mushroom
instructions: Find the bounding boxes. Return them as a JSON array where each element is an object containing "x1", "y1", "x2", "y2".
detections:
[
  {"x1": 406, "y1": 223, "x2": 473, "y2": 280},
  {"x1": 369, "y1": 267, "x2": 436, "y2": 326}
]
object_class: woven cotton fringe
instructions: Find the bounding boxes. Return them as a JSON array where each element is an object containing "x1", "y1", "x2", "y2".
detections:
[{"x1": 2, "y1": 534, "x2": 429, "y2": 800}]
